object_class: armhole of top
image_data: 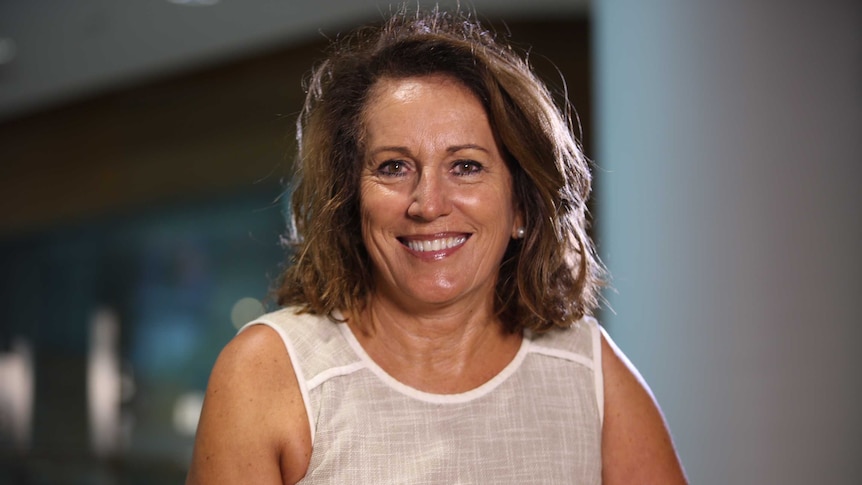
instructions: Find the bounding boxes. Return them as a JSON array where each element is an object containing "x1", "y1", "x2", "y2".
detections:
[
  {"x1": 237, "y1": 320, "x2": 316, "y2": 445},
  {"x1": 591, "y1": 319, "x2": 605, "y2": 425}
]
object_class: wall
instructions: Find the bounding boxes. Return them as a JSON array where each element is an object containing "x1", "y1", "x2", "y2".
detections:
[{"x1": 594, "y1": 1, "x2": 862, "y2": 483}]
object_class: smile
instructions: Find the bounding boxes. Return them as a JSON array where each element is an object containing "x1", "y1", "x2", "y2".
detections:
[{"x1": 400, "y1": 235, "x2": 468, "y2": 252}]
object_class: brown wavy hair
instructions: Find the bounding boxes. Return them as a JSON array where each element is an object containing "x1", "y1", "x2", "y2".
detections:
[{"x1": 276, "y1": 6, "x2": 605, "y2": 333}]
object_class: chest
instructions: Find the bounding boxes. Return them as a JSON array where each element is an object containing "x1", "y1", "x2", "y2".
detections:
[{"x1": 300, "y1": 357, "x2": 602, "y2": 484}]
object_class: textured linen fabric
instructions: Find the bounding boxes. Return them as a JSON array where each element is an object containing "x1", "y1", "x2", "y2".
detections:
[{"x1": 240, "y1": 307, "x2": 603, "y2": 484}]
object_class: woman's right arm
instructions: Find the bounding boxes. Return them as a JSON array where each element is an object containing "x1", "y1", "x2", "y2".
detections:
[{"x1": 186, "y1": 325, "x2": 312, "y2": 485}]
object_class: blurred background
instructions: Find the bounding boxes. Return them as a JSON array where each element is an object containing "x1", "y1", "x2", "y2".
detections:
[{"x1": 0, "y1": 0, "x2": 859, "y2": 484}]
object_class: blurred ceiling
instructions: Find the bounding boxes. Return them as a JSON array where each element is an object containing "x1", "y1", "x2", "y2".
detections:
[{"x1": 0, "y1": 0, "x2": 589, "y2": 123}]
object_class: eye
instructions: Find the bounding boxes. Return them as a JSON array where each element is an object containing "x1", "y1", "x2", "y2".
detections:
[
  {"x1": 452, "y1": 160, "x2": 484, "y2": 176},
  {"x1": 376, "y1": 159, "x2": 409, "y2": 177}
]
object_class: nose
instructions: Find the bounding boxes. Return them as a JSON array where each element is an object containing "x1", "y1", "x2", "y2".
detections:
[{"x1": 407, "y1": 170, "x2": 452, "y2": 221}]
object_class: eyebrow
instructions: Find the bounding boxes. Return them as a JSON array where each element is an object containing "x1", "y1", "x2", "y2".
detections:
[
  {"x1": 369, "y1": 146, "x2": 413, "y2": 157},
  {"x1": 369, "y1": 144, "x2": 490, "y2": 157},
  {"x1": 447, "y1": 144, "x2": 490, "y2": 154}
]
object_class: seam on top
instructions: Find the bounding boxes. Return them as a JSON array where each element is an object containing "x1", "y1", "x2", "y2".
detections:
[
  {"x1": 527, "y1": 345, "x2": 595, "y2": 369},
  {"x1": 307, "y1": 362, "x2": 366, "y2": 391},
  {"x1": 337, "y1": 322, "x2": 531, "y2": 404},
  {"x1": 237, "y1": 319, "x2": 316, "y2": 445}
]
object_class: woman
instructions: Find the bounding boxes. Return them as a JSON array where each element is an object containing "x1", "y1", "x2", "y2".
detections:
[{"x1": 187, "y1": 7, "x2": 686, "y2": 484}]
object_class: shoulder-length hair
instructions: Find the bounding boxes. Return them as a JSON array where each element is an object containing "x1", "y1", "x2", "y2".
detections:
[{"x1": 276, "y1": 6, "x2": 605, "y2": 333}]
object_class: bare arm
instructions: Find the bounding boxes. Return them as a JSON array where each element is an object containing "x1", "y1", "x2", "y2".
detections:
[
  {"x1": 601, "y1": 328, "x2": 688, "y2": 484},
  {"x1": 186, "y1": 325, "x2": 312, "y2": 485}
]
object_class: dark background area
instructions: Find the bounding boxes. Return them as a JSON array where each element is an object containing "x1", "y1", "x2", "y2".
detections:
[{"x1": 0, "y1": 17, "x2": 592, "y2": 484}]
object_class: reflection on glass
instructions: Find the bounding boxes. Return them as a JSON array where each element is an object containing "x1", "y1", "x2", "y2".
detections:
[
  {"x1": 173, "y1": 391, "x2": 205, "y2": 437},
  {"x1": 230, "y1": 297, "x2": 265, "y2": 329},
  {"x1": 87, "y1": 307, "x2": 122, "y2": 457},
  {"x1": 0, "y1": 337, "x2": 34, "y2": 450}
]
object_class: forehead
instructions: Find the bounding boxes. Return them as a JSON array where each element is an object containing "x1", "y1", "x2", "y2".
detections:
[
  {"x1": 361, "y1": 75, "x2": 491, "y2": 140},
  {"x1": 376, "y1": 77, "x2": 432, "y2": 103},
  {"x1": 366, "y1": 74, "x2": 485, "y2": 113}
]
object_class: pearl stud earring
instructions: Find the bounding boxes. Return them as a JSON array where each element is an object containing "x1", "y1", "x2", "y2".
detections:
[{"x1": 515, "y1": 227, "x2": 526, "y2": 239}]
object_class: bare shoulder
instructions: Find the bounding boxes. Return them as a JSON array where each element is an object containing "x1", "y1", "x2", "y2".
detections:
[
  {"x1": 600, "y1": 327, "x2": 688, "y2": 484},
  {"x1": 186, "y1": 324, "x2": 311, "y2": 485}
]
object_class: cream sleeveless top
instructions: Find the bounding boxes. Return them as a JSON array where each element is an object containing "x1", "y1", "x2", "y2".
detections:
[{"x1": 240, "y1": 307, "x2": 603, "y2": 484}]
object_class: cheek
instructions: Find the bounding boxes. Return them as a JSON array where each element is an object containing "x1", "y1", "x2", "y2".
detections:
[
  {"x1": 358, "y1": 191, "x2": 378, "y2": 242},
  {"x1": 358, "y1": 182, "x2": 398, "y2": 242},
  {"x1": 469, "y1": 183, "x2": 516, "y2": 226}
]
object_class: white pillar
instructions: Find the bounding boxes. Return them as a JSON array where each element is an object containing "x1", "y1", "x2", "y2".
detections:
[{"x1": 593, "y1": 1, "x2": 862, "y2": 483}]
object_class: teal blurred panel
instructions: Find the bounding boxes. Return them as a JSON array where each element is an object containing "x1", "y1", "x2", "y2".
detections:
[{"x1": 0, "y1": 189, "x2": 286, "y2": 482}]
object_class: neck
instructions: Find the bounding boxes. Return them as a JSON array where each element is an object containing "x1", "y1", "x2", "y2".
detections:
[{"x1": 347, "y1": 295, "x2": 521, "y2": 394}]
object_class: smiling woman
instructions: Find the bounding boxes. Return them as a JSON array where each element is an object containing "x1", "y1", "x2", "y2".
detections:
[
  {"x1": 186, "y1": 5, "x2": 687, "y2": 485},
  {"x1": 359, "y1": 75, "x2": 521, "y2": 312}
]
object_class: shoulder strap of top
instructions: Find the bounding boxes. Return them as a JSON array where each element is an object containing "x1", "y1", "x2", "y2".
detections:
[
  {"x1": 527, "y1": 317, "x2": 604, "y2": 423},
  {"x1": 592, "y1": 318, "x2": 604, "y2": 423},
  {"x1": 237, "y1": 307, "x2": 353, "y2": 445}
]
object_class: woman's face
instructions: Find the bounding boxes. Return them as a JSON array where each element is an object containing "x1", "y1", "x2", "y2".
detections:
[{"x1": 359, "y1": 75, "x2": 523, "y2": 311}]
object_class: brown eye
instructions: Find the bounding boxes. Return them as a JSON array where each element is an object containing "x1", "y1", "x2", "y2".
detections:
[
  {"x1": 377, "y1": 160, "x2": 408, "y2": 176},
  {"x1": 452, "y1": 160, "x2": 483, "y2": 175}
]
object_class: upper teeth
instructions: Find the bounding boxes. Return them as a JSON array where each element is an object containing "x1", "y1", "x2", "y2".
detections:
[{"x1": 406, "y1": 236, "x2": 466, "y2": 252}]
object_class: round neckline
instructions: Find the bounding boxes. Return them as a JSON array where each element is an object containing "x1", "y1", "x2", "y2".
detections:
[{"x1": 336, "y1": 321, "x2": 531, "y2": 404}]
